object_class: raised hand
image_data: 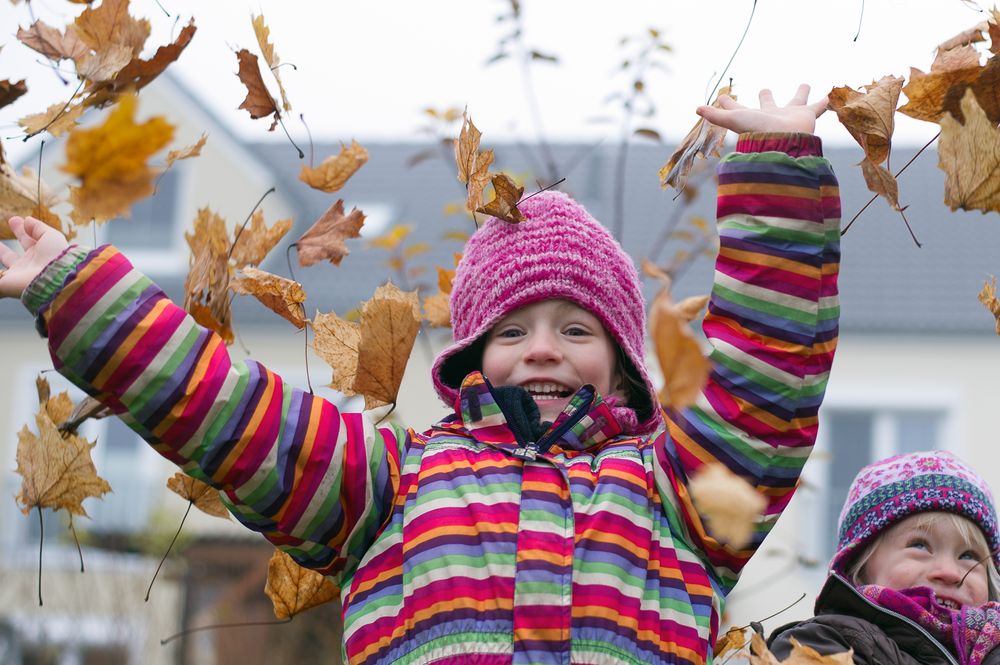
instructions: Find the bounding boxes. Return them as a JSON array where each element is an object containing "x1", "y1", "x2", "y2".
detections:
[
  {"x1": 0, "y1": 216, "x2": 70, "y2": 299},
  {"x1": 697, "y1": 84, "x2": 828, "y2": 135}
]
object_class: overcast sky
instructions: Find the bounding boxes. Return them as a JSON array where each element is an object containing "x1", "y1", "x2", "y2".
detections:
[{"x1": 0, "y1": 0, "x2": 990, "y2": 164}]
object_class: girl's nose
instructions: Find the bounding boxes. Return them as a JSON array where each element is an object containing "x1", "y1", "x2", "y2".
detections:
[
  {"x1": 929, "y1": 557, "x2": 965, "y2": 585},
  {"x1": 523, "y1": 330, "x2": 562, "y2": 363}
]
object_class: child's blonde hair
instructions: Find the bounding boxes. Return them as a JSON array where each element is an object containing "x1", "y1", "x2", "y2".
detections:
[{"x1": 847, "y1": 511, "x2": 1000, "y2": 601}]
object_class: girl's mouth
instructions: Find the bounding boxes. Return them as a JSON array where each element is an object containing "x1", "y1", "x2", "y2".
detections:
[
  {"x1": 935, "y1": 593, "x2": 960, "y2": 610},
  {"x1": 522, "y1": 382, "x2": 573, "y2": 400}
]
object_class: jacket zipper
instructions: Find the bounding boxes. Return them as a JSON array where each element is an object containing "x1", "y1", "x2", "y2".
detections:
[{"x1": 830, "y1": 573, "x2": 959, "y2": 665}]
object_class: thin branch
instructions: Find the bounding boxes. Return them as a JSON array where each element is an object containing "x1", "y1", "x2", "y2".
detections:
[
  {"x1": 160, "y1": 617, "x2": 292, "y2": 645},
  {"x1": 706, "y1": 0, "x2": 757, "y2": 104},
  {"x1": 146, "y1": 500, "x2": 193, "y2": 601}
]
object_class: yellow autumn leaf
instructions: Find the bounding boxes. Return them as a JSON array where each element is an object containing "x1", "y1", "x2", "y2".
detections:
[
  {"x1": 312, "y1": 310, "x2": 361, "y2": 396},
  {"x1": 251, "y1": 13, "x2": 291, "y2": 112},
  {"x1": 979, "y1": 276, "x2": 1000, "y2": 334},
  {"x1": 648, "y1": 284, "x2": 710, "y2": 410},
  {"x1": 264, "y1": 549, "x2": 339, "y2": 620},
  {"x1": 230, "y1": 209, "x2": 293, "y2": 269},
  {"x1": 688, "y1": 463, "x2": 767, "y2": 549},
  {"x1": 229, "y1": 267, "x2": 307, "y2": 329},
  {"x1": 166, "y1": 472, "x2": 230, "y2": 519},
  {"x1": 354, "y1": 283, "x2": 421, "y2": 410},
  {"x1": 299, "y1": 140, "x2": 368, "y2": 193}
]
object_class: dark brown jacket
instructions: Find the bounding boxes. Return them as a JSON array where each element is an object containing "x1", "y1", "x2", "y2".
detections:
[{"x1": 767, "y1": 574, "x2": 1000, "y2": 665}]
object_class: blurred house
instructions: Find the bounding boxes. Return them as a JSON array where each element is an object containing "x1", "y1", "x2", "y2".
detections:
[{"x1": 1, "y1": 73, "x2": 999, "y2": 662}]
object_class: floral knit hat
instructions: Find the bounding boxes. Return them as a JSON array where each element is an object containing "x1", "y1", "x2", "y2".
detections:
[
  {"x1": 430, "y1": 190, "x2": 663, "y2": 435},
  {"x1": 831, "y1": 450, "x2": 1000, "y2": 573}
]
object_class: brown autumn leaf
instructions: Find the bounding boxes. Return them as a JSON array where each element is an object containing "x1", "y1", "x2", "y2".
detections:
[
  {"x1": 164, "y1": 133, "x2": 208, "y2": 169},
  {"x1": 38, "y1": 381, "x2": 75, "y2": 427},
  {"x1": 0, "y1": 152, "x2": 64, "y2": 239},
  {"x1": 73, "y1": 0, "x2": 150, "y2": 60},
  {"x1": 61, "y1": 396, "x2": 114, "y2": 435},
  {"x1": 264, "y1": 549, "x2": 339, "y2": 620},
  {"x1": 62, "y1": 94, "x2": 174, "y2": 225},
  {"x1": 932, "y1": 43, "x2": 983, "y2": 72},
  {"x1": 900, "y1": 52, "x2": 1000, "y2": 125},
  {"x1": 688, "y1": 463, "x2": 766, "y2": 549},
  {"x1": 455, "y1": 112, "x2": 495, "y2": 213},
  {"x1": 938, "y1": 88, "x2": 1000, "y2": 214},
  {"x1": 936, "y1": 23, "x2": 989, "y2": 53},
  {"x1": 773, "y1": 637, "x2": 856, "y2": 664},
  {"x1": 312, "y1": 310, "x2": 361, "y2": 395},
  {"x1": 251, "y1": 14, "x2": 291, "y2": 112},
  {"x1": 230, "y1": 209, "x2": 293, "y2": 269},
  {"x1": 477, "y1": 173, "x2": 525, "y2": 223},
  {"x1": 15, "y1": 410, "x2": 111, "y2": 517},
  {"x1": 422, "y1": 292, "x2": 451, "y2": 328},
  {"x1": 859, "y1": 158, "x2": 901, "y2": 210},
  {"x1": 0, "y1": 79, "x2": 27, "y2": 110},
  {"x1": 184, "y1": 208, "x2": 234, "y2": 344},
  {"x1": 166, "y1": 472, "x2": 230, "y2": 519},
  {"x1": 16, "y1": 21, "x2": 90, "y2": 63},
  {"x1": 713, "y1": 626, "x2": 747, "y2": 659},
  {"x1": 299, "y1": 140, "x2": 369, "y2": 193},
  {"x1": 296, "y1": 199, "x2": 366, "y2": 267},
  {"x1": 748, "y1": 632, "x2": 782, "y2": 665},
  {"x1": 19, "y1": 101, "x2": 86, "y2": 138},
  {"x1": 990, "y1": 9, "x2": 1000, "y2": 56},
  {"x1": 230, "y1": 267, "x2": 307, "y2": 329},
  {"x1": 828, "y1": 76, "x2": 903, "y2": 165},
  {"x1": 236, "y1": 48, "x2": 280, "y2": 131},
  {"x1": 354, "y1": 283, "x2": 421, "y2": 410},
  {"x1": 979, "y1": 276, "x2": 1000, "y2": 334},
  {"x1": 648, "y1": 284, "x2": 710, "y2": 410},
  {"x1": 659, "y1": 86, "x2": 733, "y2": 191},
  {"x1": 76, "y1": 44, "x2": 133, "y2": 83}
]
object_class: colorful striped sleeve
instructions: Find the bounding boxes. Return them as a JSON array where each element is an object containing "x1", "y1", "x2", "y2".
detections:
[
  {"x1": 657, "y1": 132, "x2": 840, "y2": 592},
  {"x1": 22, "y1": 245, "x2": 407, "y2": 585}
]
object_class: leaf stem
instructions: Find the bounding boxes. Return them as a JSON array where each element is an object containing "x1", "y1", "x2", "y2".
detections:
[
  {"x1": 853, "y1": 0, "x2": 865, "y2": 41},
  {"x1": 37, "y1": 505, "x2": 44, "y2": 606},
  {"x1": 228, "y1": 187, "x2": 277, "y2": 261},
  {"x1": 276, "y1": 114, "x2": 304, "y2": 159},
  {"x1": 24, "y1": 79, "x2": 84, "y2": 142},
  {"x1": 160, "y1": 617, "x2": 292, "y2": 645},
  {"x1": 300, "y1": 113, "x2": 314, "y2": 167},
  {"x1": 147, "y1": 500, "x2": 192, "y2": 601},
  {"x1": 69, "y1": 514, "x2": 84, "y2": 573},
  {"x1": 706, "y1": 0, "x2": 757, "y2": 104}
]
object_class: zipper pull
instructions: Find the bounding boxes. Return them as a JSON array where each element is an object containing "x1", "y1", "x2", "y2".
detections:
[{"x1": 513, "y1": 441, "x2": 539, "y2": 461}]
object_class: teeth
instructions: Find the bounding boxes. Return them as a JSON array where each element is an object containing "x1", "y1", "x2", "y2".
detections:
[
  {"x1": 935, "y1": 594, "x2": 959, "y2": 609},
  {"x1": 523, "y1": 382, "x2": 570, "y2": 398}
]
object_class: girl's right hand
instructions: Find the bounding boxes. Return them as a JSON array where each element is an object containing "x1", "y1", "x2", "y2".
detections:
[{"x1": 0, "y1": 216, "x2": 70, "y2": 299}]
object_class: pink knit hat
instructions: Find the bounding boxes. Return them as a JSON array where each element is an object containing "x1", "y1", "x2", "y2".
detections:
[
  {"x1": 431, "y1": 190, "x2": 662, "y2": 434},
  {"x1": 832, "y1": 451, "x2": 999, "y2": 573}
]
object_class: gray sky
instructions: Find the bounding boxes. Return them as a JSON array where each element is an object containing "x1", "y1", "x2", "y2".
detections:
[{"x1": 0, "y1": 0, "x2": 990, "y2": 164}]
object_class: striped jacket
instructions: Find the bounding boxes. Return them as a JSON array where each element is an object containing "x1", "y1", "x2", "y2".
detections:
[{"x1": 24, "y1": 133, "x2": 840, "y2": 665}]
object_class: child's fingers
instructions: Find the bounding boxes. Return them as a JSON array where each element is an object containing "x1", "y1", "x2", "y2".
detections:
[
  {"x1": 0, "y1": 241, "x2": 20, "y2": 268},
  {"x1": 10, "y1": 216, "x2": 37, "y2": 251},
  {"x1": 788, "y1": 83, "x2": 812, "y2": 106},
  {"x1": 22, "y1": 216, "x2": 51, "y2": 243},
  {"x1": 809, "y1": 96, "x2": 830, "y2": 118},
  {"x1": 758, "y1": 88, "x2": 776, "y2": 110},
  {"x1": 715, "y1": 95, "x2": 743, "y2": 110}
]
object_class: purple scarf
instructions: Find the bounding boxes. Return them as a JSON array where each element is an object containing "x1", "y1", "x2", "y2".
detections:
[{"x1": 858, "y1": 585, "x2": 1000, "y2": 665}]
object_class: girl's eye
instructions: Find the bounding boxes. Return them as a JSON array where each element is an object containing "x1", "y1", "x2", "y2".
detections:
[
  {"x1": 960, "y1": 550, "x2": 983, "y2": 561},
  {"x1": 564, "y1": 326, "x2": 589, "y2": 337},
  {"x1": 495, "y1": 328, "x2": 523, "y2": 339},
  {"x1": 906, "y1": 538, "x2": 929, "y2": 551}
]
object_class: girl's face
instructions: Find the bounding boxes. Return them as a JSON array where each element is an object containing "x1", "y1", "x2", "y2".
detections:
[
  {"x1": 861, "y1": 512, "x2": 990, "y2": 608},
  {"x1": 482, "y1": 299, "x2": 621, "y2": 422}
]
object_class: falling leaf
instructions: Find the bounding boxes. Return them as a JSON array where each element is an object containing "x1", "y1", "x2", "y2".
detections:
[
  {"x1": 714, "y1": 626, "x2": 747, "y2": 659},
  {"x1": 19, "y1": 101, "x2": 86, "y2": 138},
  {"x1": 15, "y1": 410, "x2": 111, "y2": 517},
  {"x1": 477, "y1": 173, "x2": 525, "y2": 223},
  {"x1": 264, "y1": 549, "x2": 339, "y2": 620},
  {"x1": 73, "y1": 0, "x2": 150, "y2": 60},
  {"x1": 299, "y1": 140, "x2": 369, "y2": 193},
  {"x1": 251, "y1": 14, "x2": 291, "y2": 112},
  {"x1": 936, "y1": 23, "x2": 989, "y2": 53},
  {"x1": 184, "y1": 208, "x2": 234, "y2": 344},
  {"x1": 230, "y1": 209, "x2": 292, "y2": 269},
  {"x1": 164, "y1": 133, "x2": 208, "y2": 169},
  {"x1": 61, "y1": 396, "x2": 113, "y2": 435},
  {"x1": 675, "y1": 294, "x2": 710, "y2": 322},
  {"x1": 230, "y1": 267, "x2": 307, "y2": 329},
  {"x1": 0, "y1": 79, "x2": 27, "y2": 110},
  {"x1": 90, "y1": 21, "x2": 198, "y2": 106},
  {"x1": 455, "y1": 112, "x2": 495, "y2": 213},
  {"x1": 75, "y1": 44, "x2": 133, "y2": 83},
  {"x1": 752, "y1": 636, "x2": 855, "y2": 665},
  {"x1": 688, "y1": 463, "x2": 766, "y2": 549},
  {"x1": 0, "y1": 152, "x2": 64, "y2": 239},
  {"x1": 422, "y1": 292, "x2": 451, "y2": 328},
  {"x1": 61, "y1": 94, "x2": 174, "y2": 225},
  {"x1": 938, "y1": 88, "x2": 1000, "y2": 214},
  {"x1": 748, "y1": 632, "x2": 782, "y2": 665},
  {"x1": 900, "y1": 53, "x2": 1000, "y2": 125},
  {"x1": 354, "y1": 283, "x2": 421, "y2": 410},
  {"x1": 649, "y1": 284, "x2": 710, "y2": 410},
  {"x1": 659, "y1": 86, "x2": 734, "y2": 191},
  {"x1": 859, "y1": 158, "x2": 900, "y2": 210},
  {"x1": 16, "y1": 21, "x2": 90, "y2": 63},
  {"x1": 979, "y1": 276, "x2": 1000, "y2": 334},
  {"x1": 368, "y1": 224, "x2": 412, "y2": 251},
  {"x1": 312, "y1": 310, "x2": 361, "y2": 395},
  {"x1": 236, "y1": 48, "x2": 280, "y2": 131},
  {"x1": 296, "y1": 200, "x2": 366, "y2": 267},
  {"x1": 166, "y1": 472, "x2": 230, "y2": 519},
  {"x1": 828, "y1": 76, "x2": 903, "y2": 165}
]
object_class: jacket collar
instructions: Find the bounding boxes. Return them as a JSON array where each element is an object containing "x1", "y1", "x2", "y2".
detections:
[{"x1": 454, "y1": 371, "x2": 623, "y2": 451}]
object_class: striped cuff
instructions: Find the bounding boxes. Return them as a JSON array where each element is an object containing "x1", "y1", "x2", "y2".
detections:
[
  {"x1": 22, "y1": 244, "x2": 93, "y2": 335},
  {"x1": 736, "y1": 132, "x2": 823, "y2": 158}
]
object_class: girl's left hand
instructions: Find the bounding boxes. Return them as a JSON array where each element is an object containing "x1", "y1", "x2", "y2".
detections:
[
  {"x1": 0, "y1": 216, "x2": 70, "y2": 299},
  {"x1": 696, "y1": 83, "x2": 828, "y2": 135}
]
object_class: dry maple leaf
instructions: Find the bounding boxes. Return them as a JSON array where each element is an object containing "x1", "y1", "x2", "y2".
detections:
[
  {"x1": 714, "y1": 625, "x2": 747, "y2": 659},
  {"x1": 749, "y1": 632, "x2": 782, "y2": 665},
  {"x1": 230, "y1": 209, "x2": 293, "y2": 269},
  {"x1": 17, "y1": 21, "x2": 90, "y2": 63},
  {"x1": 296, "y1": 199, "x2": 366, "y2": 267},
  {"x1": 19, "y1": 101, "x2": 86, "y2": 138},
  {"x1": 1, "y1": 79, "x2": 27, "y2": 110},
  {"x1": 299, "y1": 140, "x2": 369, "y2": 193},
  {"x1": 755, "y1": 637, "x2": 855, "y2": 665},
  {"x1": 900, "y1": 53, "x2": 1000, "y2": 125},
  {"x1": 477, "y1": 173, "x2": 525, "y2": 223},
  {"x1": 312, "y1": 310, "x2": 361, "y2": 395},
  {"x1": 688, "y1": 463, "x2": 767, "y2": 549},
  {"x1": 164, "y1": 132, "x2": 208, "y2": 169},
  {"x1": 859, "y1": 158, "x2": 901, "y2": 210},
  {"x1": 455, "y1": 112, "x2": 495, "y2": 213},
  {"x1": 648, "y1": 284, "x2": 710, "y2": 410},
  {"x1": 62, "y1": 94, "x2": 174, "y2": 225},
  {"x1": 166, "y1": 472, "x2": 230, "y2": 519},
  {"x1": 938, "y1": 88, "x2": 1000, "y2": 214},
  {"x1": 73, "y1": 0, "x2": 150, "y2": 60},
  {"x1": 15, "y1": 410, "x2": 111, "y2": 518},
  {"x1": 251, "y1": 14, "x2": 291, "y2": 112},
  {"x1": 264, "y1": 549, "x2": 339, "y2": 620},
  {"x1": 184, "y1": 208, "x2": 234, "y2": 344},
  {"x1": 230, "y1": 267, "x2": 307, "y2": 329},
  {"x1": 659, "y1": 86, "x2": 733, "y2": 191},
  {"x1": 979, "y1": 276, "x2": 1000, "y2": 334},
  {"x1": 354, "y1": 283, "x2": 421, "y2": 410},
  {"x1": 61, "y1": 395, "x2": 114, "y2": 435},
  {"x1": 236, "y1": 48, "x2": 280, "y2": 131},
  {"x1": 828, "y1": 75, "x2": 903, "y2": 165},
  {"x1": 0, "y1": 149, "x2": 64, "y2": 239},
  {"x1": 422, "y1": 292, "x2": 451, "y2": 328}
]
